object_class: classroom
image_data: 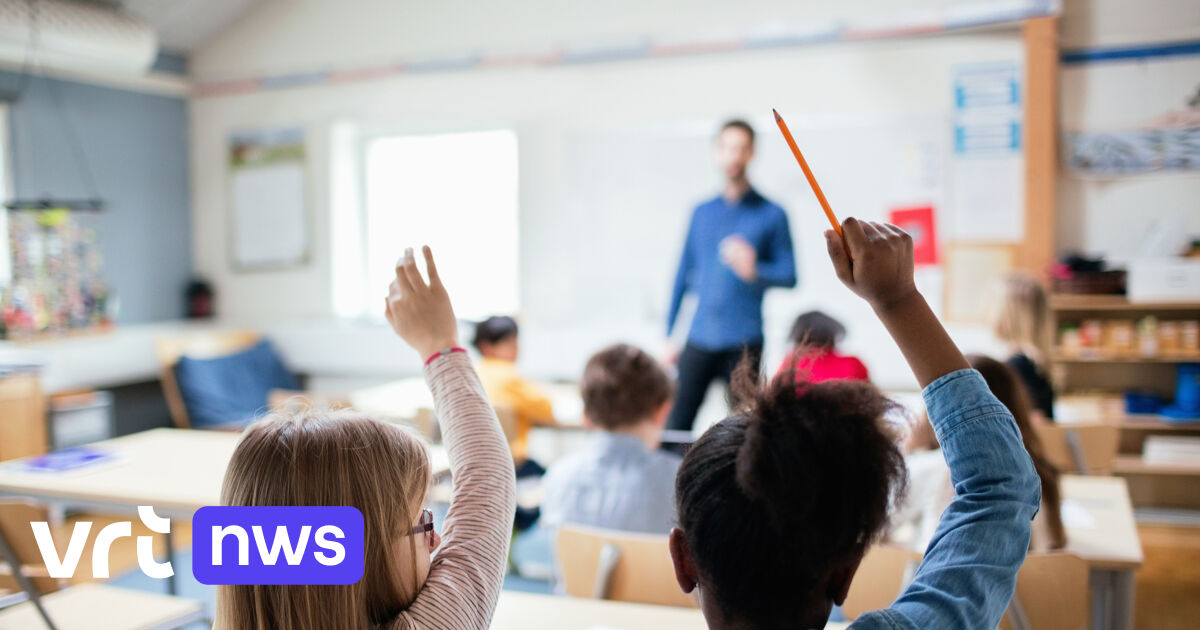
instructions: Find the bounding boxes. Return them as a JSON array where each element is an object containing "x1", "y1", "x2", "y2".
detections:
[{"x1": 0, "y1": 0, "x2": 1198, "y2": 628}]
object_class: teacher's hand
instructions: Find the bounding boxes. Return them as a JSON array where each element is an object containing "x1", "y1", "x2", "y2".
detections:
[{"x1": 719, "y1": 235, "x2": 757, "y2": 283}]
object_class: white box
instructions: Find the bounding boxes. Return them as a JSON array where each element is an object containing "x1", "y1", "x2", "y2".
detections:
[{"x1": 1127, "y1": 258, "x2": 1200, "y2": 303}]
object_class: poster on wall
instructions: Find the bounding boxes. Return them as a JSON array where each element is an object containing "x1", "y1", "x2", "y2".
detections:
[
  {"x1": 229, "y1": 127, "x2": 309, "y2": 270},
  {"x1": 888, "y1": 205, "x2": 939, "y2": 266},
  {"x1": 950, "y1": 62, "x2": 1024, "y2": 243},
  {"x1": 943, "y1": 243, "x2": 1014, "y2": 324}
]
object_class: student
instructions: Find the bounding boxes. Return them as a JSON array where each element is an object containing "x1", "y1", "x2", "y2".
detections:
[
  {"x1": 473, "y1": 315, "x2": 556, "y2": 474},
  {"x1": 967, "y1": 354, "x2": 1065, "y2": 550},
  {"x1": 667, "y1": 219, "x2": 1040, "y2": 629},
  {"x1": 775, "y1": 310, "x2": 869, "y2": 383},
  {"x1": 992, "y1": 272, "x2": 1056, "y2": 421},
  {"x1": 541, "y1": 343, "x2": 679, "y2": 535},
  {"x1": 893, "y1": 354, "x2": 1066, "y2": 553},
  {"x1": 216, "y1": 247, "x2": 515, "y2": 630}
]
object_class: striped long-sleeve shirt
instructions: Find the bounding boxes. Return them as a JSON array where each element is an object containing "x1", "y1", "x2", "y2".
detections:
[{"x1": 389, "y1": 351, "x2": 517, "y2": 629}]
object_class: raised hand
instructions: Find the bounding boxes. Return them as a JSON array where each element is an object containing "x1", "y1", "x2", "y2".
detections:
[
  {"x1": 384, "y1": 246, "x2": 459, "y2": 359},
  {"x1": 824, "y1": 217, "x2": 917, "y2": 312},
  {"x1": 825, "y1": 217, "x2": 966, "y2": 387}
]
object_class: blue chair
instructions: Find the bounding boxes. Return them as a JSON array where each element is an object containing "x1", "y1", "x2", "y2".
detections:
[{"x1": 156, "y1": 331, "x2": 299, "y2": 430}]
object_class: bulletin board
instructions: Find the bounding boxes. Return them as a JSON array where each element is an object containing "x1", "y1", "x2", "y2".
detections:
[{"x1": 228, "y1": 127, "x2": 310, "y2": 271}]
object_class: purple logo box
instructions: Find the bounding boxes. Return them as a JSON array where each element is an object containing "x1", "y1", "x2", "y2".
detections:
[{"x1": 192, "y1": 506, "x2": 364, "y2": 585}]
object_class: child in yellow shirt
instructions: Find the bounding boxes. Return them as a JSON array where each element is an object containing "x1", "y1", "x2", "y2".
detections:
[{"x1": 473, "y1": 316, "x2": 556, "y2": 474}]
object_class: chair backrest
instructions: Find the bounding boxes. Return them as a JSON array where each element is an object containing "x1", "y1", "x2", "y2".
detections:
[
  {"x1": 1034, "y1": 423, "x2": 1119, "y2": 475},
  {"x1": 0, "y1": 501, "x2": 62, "y2": 596},
  {"x1": 842, "y1": 545, "x2": 923, "y2": 619},
  {"x1": 154, "y1": 330, "x2": 262, "y2": 428},
  {"x1": 554, "y1": 524, "x2": 695, "y2": 608},
  {"x1": 999, "y1": 552, "x2": 1089, "y2": 630}
]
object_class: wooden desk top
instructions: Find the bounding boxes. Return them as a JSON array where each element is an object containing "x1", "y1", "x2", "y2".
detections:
[
  {"x1": 0, "y1": 583, "x2": 203, "y2": 630},
  {"x1": 0, "y1": 427, "x2": 450, "y2": 516},
  {"x1": 1061, "y1": 475, "x2": 1144, "y2": 570},
  {"x1": 490, "y1": 591, "x2": 851, "y2": 630},
  {"x1": 0, "y1": 428, "x2": 235, "y2": 517}
]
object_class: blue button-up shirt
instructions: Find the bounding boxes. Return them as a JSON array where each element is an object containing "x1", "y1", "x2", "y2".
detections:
[
  {"x1": 852, "y1": 369, "x2": 1042, "y2": 629},
  {"x1": 667, "y1": 189, "x2": 797, "y2": 351},
  {"x1": 541, "y1": 432, "x2": 682, "y2": 535}
]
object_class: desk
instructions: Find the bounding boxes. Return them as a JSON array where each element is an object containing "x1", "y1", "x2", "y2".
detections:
[
  {"x1": 490, "y1": 591, "x2": 852, "y2": 630},
  {"x1": 0, "y1": 427, "x2": 449, "y2": 594},
  {"x1": 0, "y1": 428, "x2": 236, "y2": 595},
  {"x1": 1062, "y1": 475, "x2": 1144, "y2": 630}
]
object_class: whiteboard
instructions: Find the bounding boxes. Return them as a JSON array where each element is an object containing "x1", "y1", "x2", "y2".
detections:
[{"x1": 547, "y1": 112, "x2": 954, "y2": 385}]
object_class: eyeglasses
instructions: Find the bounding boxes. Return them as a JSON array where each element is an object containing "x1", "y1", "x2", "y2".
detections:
[{"x1": 409, "y1": 509, "x2": 434, "y2": 540}]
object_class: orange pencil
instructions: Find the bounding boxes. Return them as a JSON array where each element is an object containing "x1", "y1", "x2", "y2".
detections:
[{"x1": 773, "y1": 109, "x2": 849, "y2": 256}]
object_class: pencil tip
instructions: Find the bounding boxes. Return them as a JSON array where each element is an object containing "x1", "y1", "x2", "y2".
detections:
[{"x1": 772, "y1": 108, "x2": 781, "y2": 121}]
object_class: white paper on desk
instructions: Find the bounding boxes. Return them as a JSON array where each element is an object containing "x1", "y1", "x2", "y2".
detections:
[{"x1": 1061, "y1": 498, "x2": 1098, "y2": 529}]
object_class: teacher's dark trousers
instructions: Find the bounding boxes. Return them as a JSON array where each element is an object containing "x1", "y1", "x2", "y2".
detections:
[{"x1": 666, "y1": 342, "x2": 763, "y2": 433}]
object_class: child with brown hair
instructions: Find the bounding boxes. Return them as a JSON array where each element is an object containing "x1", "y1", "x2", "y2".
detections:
[
  {"x1": 215, "y1": 246, "x2": 515, "y2": 630},
  {"x1": 541, "y1": 343, "x2": 678, "y2": 534},
  {"x1": 894, "y1": 354, "x2": 1067, "y2": 553}
]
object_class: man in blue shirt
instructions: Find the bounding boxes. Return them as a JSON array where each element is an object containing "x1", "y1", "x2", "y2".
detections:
[{"x1": 666, "y1": 119, "x2": 797, "y2": 433}]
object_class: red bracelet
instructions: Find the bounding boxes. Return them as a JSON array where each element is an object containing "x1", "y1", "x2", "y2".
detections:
[{"x1": 424, "y1": 346, "x2": 467, "y2": 366}]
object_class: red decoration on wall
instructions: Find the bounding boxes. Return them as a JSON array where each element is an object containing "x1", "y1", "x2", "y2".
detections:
[{"x1": 888, "y1": 205, "x2": 938, "y2": 266}]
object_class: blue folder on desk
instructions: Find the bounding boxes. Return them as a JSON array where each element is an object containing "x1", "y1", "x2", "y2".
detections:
[{"x1": 9, "y1": 447, "x2": 118, "y2": 473}]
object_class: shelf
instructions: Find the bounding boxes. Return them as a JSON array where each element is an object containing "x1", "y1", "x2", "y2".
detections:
[
  {"x1": 1050, "y1": 294, "x2": 1200, "y2": 312},
  {"x1": 1113, "y1": 454, "x2": 1200, "y2": 476},
  {"x1": 1053, "y1": 352, "x2": 1200, "y2": 364},
  {"x1": 1118, "y1": 416, "x2": 1200, "y2": 431}
]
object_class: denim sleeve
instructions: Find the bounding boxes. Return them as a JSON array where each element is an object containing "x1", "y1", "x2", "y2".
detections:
[{"x1": 851, "y1": 369, "x2": 1041, "y2": 630}]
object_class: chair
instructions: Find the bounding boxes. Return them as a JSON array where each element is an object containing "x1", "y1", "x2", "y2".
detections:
[
  {"x1": 0, "y1": 502, "x2": 208, "y2": 630},
  {"x1": 0, "y1": 501, "x2": 62, "y2": 597},
  {"x1": 554, "y1": 524, "x2": 696, "y2": 608},
  {"x1": 999, "y1": 552, "x2": 1089, "y2": 630},
  {"x1": 1035, "y1": 423, "x2": 1119, "y2": 475},
  {"x1": 155, "y1": 330, "x2": 262, "y2": 429},
  {"x1": 156, "y1": 330, "x2": 309, "y2": 429},
  {"x1": 842, "y1": 545, "x2": 923, "y2": 619}
]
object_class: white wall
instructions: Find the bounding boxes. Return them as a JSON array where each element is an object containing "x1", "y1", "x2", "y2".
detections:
[
  {"x1": 1058, "y1": 0, "x2": 1200, "y2": 261},
  {"x1": 189, "y1": 0, "x2": 1200, "y2": 392},
  {"x1": 190, "y1": 12, "x2": 1023, "y2": 390}
]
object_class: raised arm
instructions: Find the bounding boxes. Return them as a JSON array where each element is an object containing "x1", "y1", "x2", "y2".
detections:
[
  {"x1": 384, "y1": 246, "x2": 516, "y2": 630},
  {"x1": 827, "y1": 221, "x2": 1040, "y2": 630}
]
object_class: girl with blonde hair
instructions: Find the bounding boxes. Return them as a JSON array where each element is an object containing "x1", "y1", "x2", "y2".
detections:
[
  {"x1": 992, "y1": 271, "x2": 1056, "y2": 421},
  {"x1": 215, "y1": 246, "x2": 515, "y2": 630}
]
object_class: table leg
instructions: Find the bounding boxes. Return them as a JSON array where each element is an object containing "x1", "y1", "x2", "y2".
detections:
[
  {"x1": 1112, "y1": 570, "x2": 1135, "y2": 630},
  {"x1": 1089, "y1": 568, "x2": 1113, "y2": 630}
]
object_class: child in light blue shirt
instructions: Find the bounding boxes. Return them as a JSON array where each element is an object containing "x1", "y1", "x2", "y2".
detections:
[{"x1": 542, "y1": 344, "x2": 679, "y2": 535}]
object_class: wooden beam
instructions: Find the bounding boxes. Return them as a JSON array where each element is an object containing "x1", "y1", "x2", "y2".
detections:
[{"x1": 1020, "y1": 16, "x2": 1058, "y2": 280}]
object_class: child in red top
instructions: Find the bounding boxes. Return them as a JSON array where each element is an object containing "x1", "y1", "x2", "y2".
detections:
[{"x1": 776, "y1": 310, "x2": 870, "y2": 383}]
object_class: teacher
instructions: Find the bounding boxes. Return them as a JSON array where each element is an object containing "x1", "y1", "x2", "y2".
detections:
[{"x1": 665, "y1": 119, "x2": 797, "y2": 434}]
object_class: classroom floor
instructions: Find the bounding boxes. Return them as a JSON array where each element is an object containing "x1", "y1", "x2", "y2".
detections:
[{"x1": 1133, "y1": 524, "x2": 1200, "y2": 630}]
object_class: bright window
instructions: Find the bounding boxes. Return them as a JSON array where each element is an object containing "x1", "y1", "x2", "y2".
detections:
[{"x1": 362, "y1": 129, "x2": 519, "y2": 321}]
